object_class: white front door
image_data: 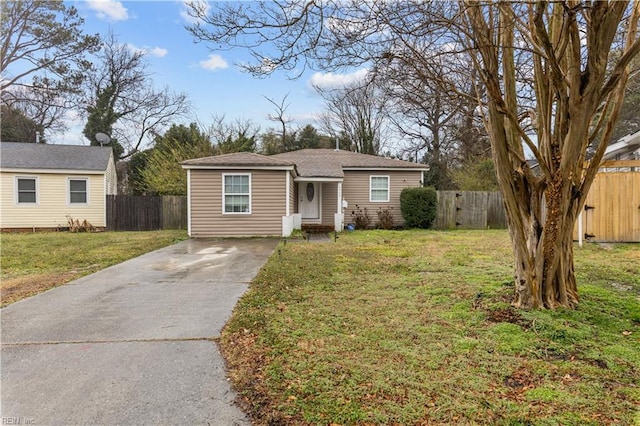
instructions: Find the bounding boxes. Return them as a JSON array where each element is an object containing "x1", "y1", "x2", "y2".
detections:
[{"x1": 299, "y1": 182, "x2": 320, "y2": 221}]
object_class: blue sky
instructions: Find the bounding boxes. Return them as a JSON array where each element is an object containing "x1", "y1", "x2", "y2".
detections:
[{"x1": 54, "y1": 0, "x2": 365, "y2": 146}]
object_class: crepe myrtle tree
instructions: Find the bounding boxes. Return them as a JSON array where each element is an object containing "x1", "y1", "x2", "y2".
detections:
[
  {"x1": 462, "y1": 2, "x2": 640, "y2": 308},
  {"x1": 185, "y1": 0, "x2": 640, "y2": 309}
]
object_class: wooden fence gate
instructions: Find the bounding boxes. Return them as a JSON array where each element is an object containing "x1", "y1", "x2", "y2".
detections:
[
  {"x1": 574, "y1": 161, "x2": 640, "y2": 242},
  {"x1": 106, "y1": 195, "x2": 187, "y2": 231}
]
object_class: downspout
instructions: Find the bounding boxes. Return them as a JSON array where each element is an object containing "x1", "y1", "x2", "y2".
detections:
[
  {"x1": 337, "y1": 182, "x2": 342, "y2": 216},
  {"x1": 286, "y1": 171, "x2": 291, "y2": 216},
  {"x1": 187, "y1": 169, "x2": 192, "y2": 237},
  {"x1": 336, "y1": 181, "x2": 343, "y2": 231}
]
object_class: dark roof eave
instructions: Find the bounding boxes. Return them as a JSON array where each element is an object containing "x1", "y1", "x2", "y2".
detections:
[
  {"x1": 342, "y1": 166, "x2": 428, "y2": 171},
  {"x1": 181, "y1": 163, "x2": 295, "y2": 169}
]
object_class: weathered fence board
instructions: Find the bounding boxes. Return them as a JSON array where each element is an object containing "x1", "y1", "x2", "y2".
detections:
[
  {"x1": 486, "y1": 192, "x2": 508, "y2": 229},
  {"x1": 434, "y1": 191, "x2": 507, "y2": 230},
  {"x1": 106, "y1": 195, "x2": 187, "y2": 231},
  {"x1": 162, "y1": 196, "x2": 188, "y2": 230}
]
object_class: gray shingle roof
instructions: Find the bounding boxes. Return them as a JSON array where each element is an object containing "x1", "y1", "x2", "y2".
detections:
[
  {"x1": 0, "y1": 142, "x2": 113, "y2": 171},
  {"x1": 181, "y1": 149, "x2": 427, "y2": 178},
  {"x1": 272, "y1": 149, "x2": 427, "y2": 178},
  {"x1": 181, "y1": 151, "x2": 295, "y2": 168}
]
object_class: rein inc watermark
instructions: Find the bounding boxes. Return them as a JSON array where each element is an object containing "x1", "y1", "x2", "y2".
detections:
[{"x1": 2, "y1": 418, "x2": 35, "y2": 425}]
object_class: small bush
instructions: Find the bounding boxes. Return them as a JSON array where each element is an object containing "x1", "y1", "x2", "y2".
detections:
[
  {"x1": 400, "y1": 187, "x2": 437, "y2": 228},
  {"x1": 376, "y1": 207, "x2": 394, "y2": 230},
  {"x1": 351, "y1": 205, "x2": 372, "y2": 229}
]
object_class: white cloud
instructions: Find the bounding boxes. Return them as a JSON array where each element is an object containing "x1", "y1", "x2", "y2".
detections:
[
  {"x1": 87, "y1": 0, "x2": 129, "y2": 22},
  {"x1": 290, "y1": 112, "x2": 321, "y2": 123},
  {"x1": 147, "y1": 47, "x2": 168, "y2": 58},
  {"x1": 126, "y1": 43, "x2": 168, "y2": 58},
  {"x1": 308, "y1": 69, "x2": 369, "y2": 90},
  {"x1": 199, "y1": 54, "x2": 229, "y2": 71}
]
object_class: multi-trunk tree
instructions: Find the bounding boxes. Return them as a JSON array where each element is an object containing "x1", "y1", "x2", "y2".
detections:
[
  {"x1": 462, "y1": 2, "x2": 639, "y2": 308},
  {"x1": 185, "y1": 0, "x2": 640, "y2": 309}
]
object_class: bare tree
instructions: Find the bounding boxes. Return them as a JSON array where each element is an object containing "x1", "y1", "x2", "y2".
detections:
[
  {"x1": 83, "y1": 32, "x2": 191, "y2": 158},
  {"x1": 265, "y1": 94, "x2": 295, "y2": 152},
  {"x1": 315, "y1": 80, "x2": 389, "y2": 155},
  {"x1": 1, "y1": 0, "x2": 100, "y2": 137},
  {"x1": 185, "y1": 0, "x2": 640, "y2": 309},
  {"x1": 206, "y1": 114, "x2": 260, "y2": 154},
  {"x1": 2, "y1": 83, "x2": 72, "y2": 137},
  {"x1": 460, "y1": 2, "x2": 640, "y2": 308}
]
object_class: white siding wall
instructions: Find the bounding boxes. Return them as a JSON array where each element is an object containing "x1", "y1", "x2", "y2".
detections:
[
  {"x1": 0, "y1": 172, "x2": 107, "y2": 228},
  {"x1": 105, "y1": 154, "x2": 118, "y2": 195}
]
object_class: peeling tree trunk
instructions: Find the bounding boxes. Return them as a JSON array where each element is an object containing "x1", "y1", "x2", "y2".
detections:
[{"x1": 505, "y1": 176, "x2": 580, "y2": 309}]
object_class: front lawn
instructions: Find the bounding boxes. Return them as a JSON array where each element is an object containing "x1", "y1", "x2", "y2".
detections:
[
  {"x1": 221, "y1": 230, "x2": 640, "y2": 425},
  {"x1": 1, "y1": 230, "x2": 187, "y2": 306}
]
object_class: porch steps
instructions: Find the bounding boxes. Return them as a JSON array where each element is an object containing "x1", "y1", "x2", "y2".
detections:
[{"x1": 301, "y1": 224, "x2": 334, "y2": 233}]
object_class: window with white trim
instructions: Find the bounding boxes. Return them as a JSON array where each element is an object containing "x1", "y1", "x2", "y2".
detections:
[
  {"x1": 68, "y1": 178, "x2": 88, "y2": 204},
  {"x1": 16, "y1": 177, "x2": 37, "y2": 204},
  {"x1": 223, "y1": 174, "x2": 251, "y2": 213},
  {"x1": 370, "y1": 176, "x2": 389, "y2": 202}
]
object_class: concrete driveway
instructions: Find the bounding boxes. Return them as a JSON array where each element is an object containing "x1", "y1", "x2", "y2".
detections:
[{"x1": 1, "y1": 238, "x2": 278, "y2": 425}]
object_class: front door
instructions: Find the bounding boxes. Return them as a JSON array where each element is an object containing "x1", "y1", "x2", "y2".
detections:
[{"x1": 299, "y1": 182, "x2": 320, "y2": 221}]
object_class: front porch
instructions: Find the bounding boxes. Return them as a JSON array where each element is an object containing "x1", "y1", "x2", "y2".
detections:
[{"x1": 281, "y1": 179, "x2": 345, "y2": 237}]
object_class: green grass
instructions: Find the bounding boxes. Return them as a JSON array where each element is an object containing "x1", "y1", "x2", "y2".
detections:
[
  {"x1": 220, "y1": 230, "x2": 640, "y2": 425},
  {"x1": 1, "y1": 230, "x2": 188, "y2": 306}
]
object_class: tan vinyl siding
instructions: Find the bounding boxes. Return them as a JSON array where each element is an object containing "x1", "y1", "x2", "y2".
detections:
[
  {"x1": 321, "y1": 182, "x2": 338, "y2": 225},
  {"x1": 342, "y1": 170, "x2": 423, "y2": 226},
  {"x1": 0, "y1": 172, "x2": 107, "y2": 228},
  {"x1": 189, "y1": 169, "x2": 287, "y2": 237}
]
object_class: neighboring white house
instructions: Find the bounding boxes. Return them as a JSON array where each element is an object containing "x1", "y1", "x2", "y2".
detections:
[
  {"x1": 0, "y1": 142, "x2": 117, "y2": 230},
  {"x1": 604, "y1": 129, "x2": 640, "y2": 161}
]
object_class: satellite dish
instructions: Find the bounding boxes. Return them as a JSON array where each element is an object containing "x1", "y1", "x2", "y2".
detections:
[{"x1": 95, "y1": 132, "x2": 111, "y2": 146}]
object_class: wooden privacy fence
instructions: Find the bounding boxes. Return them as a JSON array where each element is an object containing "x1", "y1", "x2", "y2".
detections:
[
  {"x1": 106, "y1": 195, "x2": 187, "y2": 231},
  {"x1": 432, "y1": 164, "x2": 639, "y2": 241},
  {"x1": 574, "y1": 161, "x2": 640, "y2": 243},
  {"x1": 162, "y1": 196, "x2": 188, "y2": 230},
  {"x1": 434, "y1": 191, "x2": 507, "y2": 230}
]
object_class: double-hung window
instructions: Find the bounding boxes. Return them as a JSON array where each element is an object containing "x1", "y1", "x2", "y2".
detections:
[
  {"x1": 370, "y1": 176, "x2": 389, "y2": 202},
  {"x1": 16, "y1": 177, "x2": 37, "y2": 204},
  {"x1": 223, "y1": 174, "x2": 251, "y2": 213},
  {"x1": 68, "y1": 178, "x2": 88, "y2": 204}
]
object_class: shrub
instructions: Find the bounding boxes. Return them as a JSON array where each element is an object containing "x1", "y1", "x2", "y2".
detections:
[
  {"x1": 400, "y1": 187, "x2": 437, "y2": 228},
  {"x1": 376, "y1": 207, "x2": 394, "y2": 230},
  {"x1": 351, "y1": 205, "x2": 372, "y2": 229},
  {"x1": 66, "y1": 216, "x2": 96, "y2": 232}
]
